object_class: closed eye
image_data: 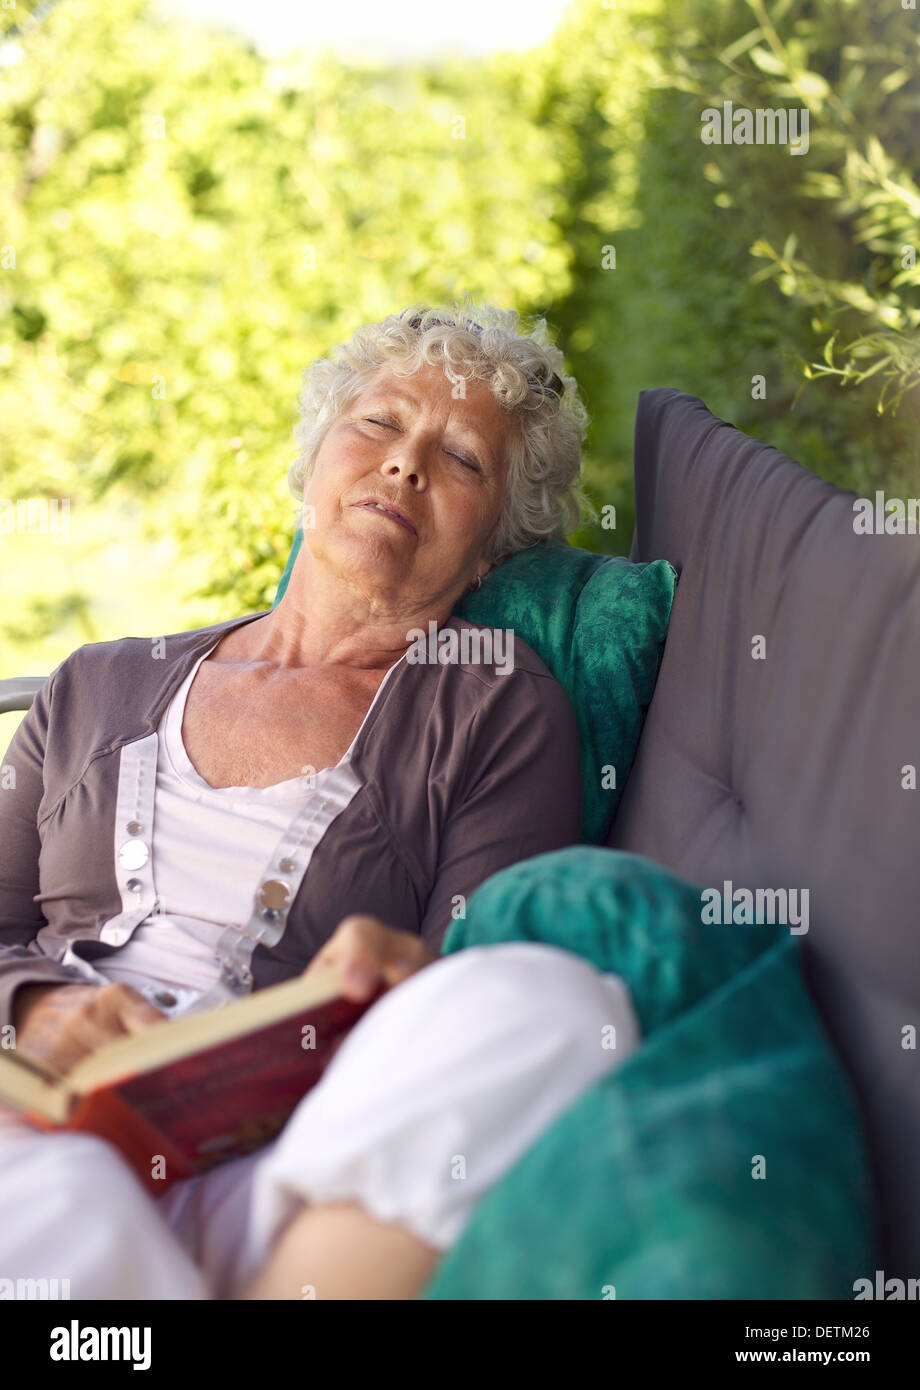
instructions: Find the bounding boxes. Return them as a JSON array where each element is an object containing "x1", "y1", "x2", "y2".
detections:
[
  {"x1": 446, "y1": 450, "x2": 481, "y2": 473},
  {"x1": 362, "y1": 417, "x2": 482, "y2": 473}
]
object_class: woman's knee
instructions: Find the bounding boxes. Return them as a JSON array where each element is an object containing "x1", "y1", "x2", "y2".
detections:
[
  {"x1": 287, "y1": 940, "x2": 640, "y2": 1106},
  {"x1": 396, "y1": 946, "x2": 639, "y2": 1242},
  {"x1": 242, "y1": 941, "x2": 642, "y2": 1259},
  {"x1": 386, "y1": 941, "x2": 640, "y2": 1067}
]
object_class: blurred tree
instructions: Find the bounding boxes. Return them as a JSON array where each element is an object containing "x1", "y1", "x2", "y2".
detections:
[{"x1": 0, "y1": 0, "x2": 573, "y2": 640}]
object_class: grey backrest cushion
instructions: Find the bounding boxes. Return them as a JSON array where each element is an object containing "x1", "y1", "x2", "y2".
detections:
[{"x1": 608, "y1": 387, "x2": 920, "y2": 1277}]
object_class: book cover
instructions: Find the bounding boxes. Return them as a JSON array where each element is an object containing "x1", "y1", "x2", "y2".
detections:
[{"x1": 5, "y1": 975, "x2": 384, "y2": 1194}]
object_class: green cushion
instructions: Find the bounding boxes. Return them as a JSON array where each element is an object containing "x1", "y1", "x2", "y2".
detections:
[
  {"x1": 273, "y1": 531, "x2": 676, "y2": 845},
  {"x1": 421, "y1": 848, "x2": 875, "y2": 1300}
]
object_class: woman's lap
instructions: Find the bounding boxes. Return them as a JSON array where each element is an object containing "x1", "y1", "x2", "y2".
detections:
[
  {"x1": 229, "y1": 942, "x2": 640, "y2": 1293},
  {"x1": 0, "y1": 1104, "x2": 212, "y2": 1299},
  {"x1": 0, "y1": 943, "x2": 641, "y2": 1299}
]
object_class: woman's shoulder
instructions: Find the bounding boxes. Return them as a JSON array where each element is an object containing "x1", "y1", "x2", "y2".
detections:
[
  {"x1": 58, "y1": 611, "x2": 266, "y2": 678},
  {"x1": 40, "y1": 612, "x2": 267, "y2": 732},
  {"x1": 402, "y1": 616, "x2": 577, "y2": 740}
]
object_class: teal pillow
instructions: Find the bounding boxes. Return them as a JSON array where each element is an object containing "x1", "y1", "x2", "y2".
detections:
[
  {"x1": 422, "y1": 848, "x2": 875, "y2": 1300},
  {"x1": 273, "y1": 531, "x2": 676, "y2": 845},
  {"x1": 437, "y1": 845, "x2": 782, "y2": 1035}
]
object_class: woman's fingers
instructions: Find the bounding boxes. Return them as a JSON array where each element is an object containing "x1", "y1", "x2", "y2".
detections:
[
  {"x1": 308, "y1": 915, "x2": 437, "y2": 1000},
  {"x1": 99, "y1": 983, "x2": 169, "y2": 1034},
  {"x1": 14, "y1": 982, "x2": 166, "y2": 1077},
  {"x1": 376, "y1": 939, "x2": 437, "y2": 986},
  {"x1": 56, "y1": 985, "x2": 167, "y2": 1063},
  {"x1": 335, "y1": 917, "x2": 394, "y2": 997}
]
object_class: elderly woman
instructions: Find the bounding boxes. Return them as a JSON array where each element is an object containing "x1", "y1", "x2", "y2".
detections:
[{"x1": 0, "y1": 302, "x2": 640, "y2": 1300}]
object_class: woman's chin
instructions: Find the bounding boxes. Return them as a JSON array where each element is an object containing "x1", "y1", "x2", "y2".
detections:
[{"x1": 326, "y1": 534, "x2": 418, "y2": 594}]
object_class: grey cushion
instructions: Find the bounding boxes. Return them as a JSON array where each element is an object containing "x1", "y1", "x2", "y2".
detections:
[{"x1": 608, "y1": 387, "x2": 920, "y2": 1276}]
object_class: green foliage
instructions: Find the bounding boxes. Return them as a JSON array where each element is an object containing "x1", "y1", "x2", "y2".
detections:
[
  {"x1": 1, "y1": 0, "x2": 917, "y2": 670},
  {"x1": 649, "y1": 0, "x2": 919, "y2": 470},
  {"x1": 548, "y1": 0, "x2": 919, "y2": 556},
  {"x1": 0, "y1": 0, "x2": 573, "y2": 648}
]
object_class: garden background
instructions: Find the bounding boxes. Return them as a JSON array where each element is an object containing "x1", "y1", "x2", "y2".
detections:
[{"x1": 1, "y1": 0, "x2": 918, "y2": 748}]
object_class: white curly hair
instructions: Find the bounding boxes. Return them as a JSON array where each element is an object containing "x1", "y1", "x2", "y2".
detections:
[{"x1": 288, "y1": 296, "x2": 594, "y2": 565}]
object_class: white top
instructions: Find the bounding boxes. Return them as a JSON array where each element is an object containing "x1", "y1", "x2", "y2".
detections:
[{"x1": 67, "y1": 642, "x2": 405, "y2": 1017}]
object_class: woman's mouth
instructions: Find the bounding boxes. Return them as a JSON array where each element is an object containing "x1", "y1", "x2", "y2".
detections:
[{"x1": 352, "y1": 499, "x2": 418, "y2": 536}]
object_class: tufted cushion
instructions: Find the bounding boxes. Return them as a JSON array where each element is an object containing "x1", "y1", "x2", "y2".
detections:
[
  {"x1": 608, "y1": 388, "x2": 920, "y2": 1275},
  {"x1": 274, "y1": 528, "x2": 676, "y2": 845}
]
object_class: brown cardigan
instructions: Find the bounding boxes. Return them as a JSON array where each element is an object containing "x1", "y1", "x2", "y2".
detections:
[{"x1": 0, "y1": 610, "x2": 582, "y2": 1030}]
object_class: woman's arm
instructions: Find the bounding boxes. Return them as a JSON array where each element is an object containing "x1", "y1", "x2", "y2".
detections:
[
  {"x1": 417, "y1": 670, "x2": 582, "y2": 952},
  {"x1": 0, "y1": 661, "x2": 165, "y2": 1068},
  {"x1": 0, "y1": 663, "x2": 87, "y2": 1031},
  {"x1": 302, "y1": 672, "x2": 582, "y2": 999}
]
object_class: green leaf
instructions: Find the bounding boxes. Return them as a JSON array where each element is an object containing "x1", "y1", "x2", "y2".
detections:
[
  {"x1": 793, "y1": 70, "x2": 831, "y2": 100},
  {"x1": 879, "y1": 69, "x2": 911, "y2": 96},
  {"x1": 717, "y1": 27, "x2": 765, "y2": 67},
  {"x1": 749, "y1": 45, "x2": 788, "y2": 77}
]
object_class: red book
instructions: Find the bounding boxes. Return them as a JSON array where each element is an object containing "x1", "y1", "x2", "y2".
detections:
[{"x1": 1, "y1": 967, "x2": 384, "y2": 1195}]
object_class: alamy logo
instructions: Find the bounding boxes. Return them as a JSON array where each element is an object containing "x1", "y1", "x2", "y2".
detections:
[
  {"x1": 50, "y1": 1320, "x2": 151, "y2": 1370},
  {"x1": 406, "y1": 622, "x2": 515, "y2": 675},
  {"x1": 853, "y1": 1269, "x2": 920, "y2": 1300},
  {"x1": 701, "y1": 101, "x2": 809, "y2": 155},
  {"x1": 0, "y1": 1276, "x2": 70, "y2": 1299},
  {"x1": 700, "y1": 880, "x2": 809, "y2": 934},
  {"x1": 0, "y1": 497, "x2": 71, "y2": 544},
  {"x1": 852, "y1": 492, "x2": 920, "y2": 534}
]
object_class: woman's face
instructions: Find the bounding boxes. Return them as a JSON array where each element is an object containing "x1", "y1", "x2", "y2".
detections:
[{"x1": 302, "y1": 361, "x2": 514, "y2": 614}]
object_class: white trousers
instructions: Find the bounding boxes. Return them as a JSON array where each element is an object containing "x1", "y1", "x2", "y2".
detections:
[{"x1": 0, "y1": 943, "x2": 640, "y2": 1300}]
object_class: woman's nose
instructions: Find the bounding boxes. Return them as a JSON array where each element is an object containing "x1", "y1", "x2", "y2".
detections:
[{"x1": 382, "y1": 440, "x2": 428, "y2": 486}]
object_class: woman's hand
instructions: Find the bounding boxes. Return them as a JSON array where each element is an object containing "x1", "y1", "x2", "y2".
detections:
[
  {"x1": 304, "y1": 915, "x2": 439, "y2": 1002},
  {"x1": 11, "y1": 981, "x2": 168, "y2": 1078}
]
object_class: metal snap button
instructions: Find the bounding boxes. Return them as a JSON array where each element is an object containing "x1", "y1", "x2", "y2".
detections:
[
  {"x1": 259, "y1": 879, "x2": 292, "y2": 911},
  {"x1": 279, "y1": 857, "x2": 297, "y2": 873},
  {"x1": 126, "y1": 877, "x2": 143, "y2": 893},
  {"x1": 153, "y1": 991, "x2": 177, "y2": 1008},
  {"x1": 118, "y1": 838, "x2": 149, "y2": 870},
  {"x1": 127, "y1": 820, "x2": 143, "y2": 835}
]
